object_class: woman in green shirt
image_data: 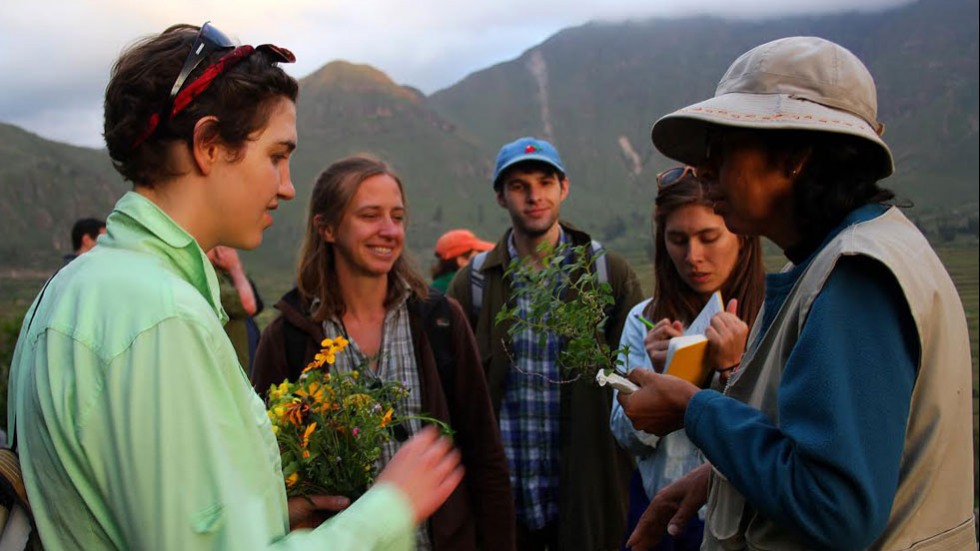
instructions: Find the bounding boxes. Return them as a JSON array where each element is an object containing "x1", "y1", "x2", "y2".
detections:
[{"x1": 8, "y1": 21, "x2": 461, "y2": 551}]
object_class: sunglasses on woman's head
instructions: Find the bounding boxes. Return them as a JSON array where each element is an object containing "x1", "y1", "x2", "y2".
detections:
[
  {"x1": 656, "y1": 166, "x2": 697, "y2": 189},
  {"x1": 131, "y1": 22, "x2": 296, "y2": 150},
  {"x1": 168, "y1": 22, "x2": 237, "y2": 101}
]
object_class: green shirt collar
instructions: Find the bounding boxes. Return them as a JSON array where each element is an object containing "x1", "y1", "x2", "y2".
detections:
[{"x1": 107, "y1": 191, "x2": 227, "y2": 324}]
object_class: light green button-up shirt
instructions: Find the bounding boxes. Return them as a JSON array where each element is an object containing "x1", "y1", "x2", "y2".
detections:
[{"x1": 8, "y1": 191, "x2": 415, "y2": 550}]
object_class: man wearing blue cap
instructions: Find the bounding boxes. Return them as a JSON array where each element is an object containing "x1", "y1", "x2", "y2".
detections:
[{"x1": 448, "y1": 137, "x2": 642, "y2": 551}]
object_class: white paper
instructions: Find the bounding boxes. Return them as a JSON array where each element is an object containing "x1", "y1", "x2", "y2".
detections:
[{"x1": 683, "y1": 291, "x2": 724, "y2": 336}]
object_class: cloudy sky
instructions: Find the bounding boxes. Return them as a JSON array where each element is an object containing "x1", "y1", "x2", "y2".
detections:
[{"x1": 1, "y1": 0, "x2": 910, "y2": 148}]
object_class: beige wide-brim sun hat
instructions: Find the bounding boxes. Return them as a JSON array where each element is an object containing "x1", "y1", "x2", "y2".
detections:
[{"x1": 651, "y1": 36, "x2": 895, "y2": 179}]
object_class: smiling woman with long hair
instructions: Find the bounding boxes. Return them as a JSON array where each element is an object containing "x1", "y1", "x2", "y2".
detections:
[{"x1": 253, "y1": 155, "x2": 515, "y2": 551}]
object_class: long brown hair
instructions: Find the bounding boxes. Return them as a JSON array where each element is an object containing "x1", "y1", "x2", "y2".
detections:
[
  {"x1": 647, "y1": 174, "x2": 764, "y2": 329},
  {"x1": 297, "y1": 155, "x2": 428, "y2": 321}
]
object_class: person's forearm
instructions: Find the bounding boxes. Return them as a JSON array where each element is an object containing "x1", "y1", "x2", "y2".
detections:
[
  {"x1": 686, "y1": 259, "x2": 917, "y2": 550},
  {"x1": 227, "y1": 266, "x2": 258, "y2": 315}
]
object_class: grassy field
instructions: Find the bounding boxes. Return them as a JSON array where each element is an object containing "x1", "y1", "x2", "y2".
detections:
[{"x1": 2, "y1": 245, "x2": 978, "y2": 504}]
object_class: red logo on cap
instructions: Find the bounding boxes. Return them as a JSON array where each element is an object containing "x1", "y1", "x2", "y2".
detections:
[{"x1": 525, "y1": 144, "x2": 537, "y2": 153}]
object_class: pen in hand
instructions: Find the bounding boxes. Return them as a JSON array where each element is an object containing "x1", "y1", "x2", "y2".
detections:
[{"x1": 634, "y1": 312, "x2": 657, "y2": 330}]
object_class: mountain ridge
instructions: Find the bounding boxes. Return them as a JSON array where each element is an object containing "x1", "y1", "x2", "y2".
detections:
[{"x1": 1, "y1": 0, "x2": 976, "y2": 273}]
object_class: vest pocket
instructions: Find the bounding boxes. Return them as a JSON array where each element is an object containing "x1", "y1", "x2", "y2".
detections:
[
  {"x1": 705, "y1": 467, "x2": 747, "y2": 549},
  {"x1": 901, "y1": 516, "x2": 978, "y2": 550}
]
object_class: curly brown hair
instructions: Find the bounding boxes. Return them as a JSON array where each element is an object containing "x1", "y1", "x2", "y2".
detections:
[{"x1": 103, "y1": 24, "x2": 298, "y2": 186}]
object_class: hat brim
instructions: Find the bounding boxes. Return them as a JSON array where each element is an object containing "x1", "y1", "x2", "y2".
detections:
[
  {"x1": 438, "y1": 239, "x2": 495, "y2": 260},
  {"x1": 651, "y1": 92, "x2": 894, "y2": 178},
  {"x1": 493, "y1": 154, "x2": 566, "y2": 187}
]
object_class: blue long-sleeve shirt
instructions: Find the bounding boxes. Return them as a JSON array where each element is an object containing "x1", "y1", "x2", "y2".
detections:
[{"x1": 685, "y1": 204, "x2": 920, "y2": 550}]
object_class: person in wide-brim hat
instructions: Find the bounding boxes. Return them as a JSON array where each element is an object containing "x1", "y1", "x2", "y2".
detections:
[{"x1": 618, "y1": 36, "x2": 977, "y2": 551}]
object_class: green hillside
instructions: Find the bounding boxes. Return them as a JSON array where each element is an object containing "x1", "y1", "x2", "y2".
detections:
[
  {"x1": 0, "y1": 0, "x2": 976, "y2": 274},
  {"x1": 0, "y1": 123, "x2": 127, "y2": 268},
  {"x1": 253, "y1": 61, "x2": 501, "y2": 274},
  {"x1": 430, "y1": 0, "x2": 979, "y2": 253}
]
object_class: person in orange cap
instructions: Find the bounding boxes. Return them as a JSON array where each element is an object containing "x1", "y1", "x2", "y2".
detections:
[{"x1": 430, "y1": 229, "x2": 494, "y2": 293}]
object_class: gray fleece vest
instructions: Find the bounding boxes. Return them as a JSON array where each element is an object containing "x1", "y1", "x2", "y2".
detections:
[{"x1": 703, "y1": 207, "x2": 976, "y2": 551}]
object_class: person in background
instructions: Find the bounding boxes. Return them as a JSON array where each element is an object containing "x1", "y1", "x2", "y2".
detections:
[
  {"x1": 252, "y1": 155, "x2": 515, "y2": 551},
  {"x1": 8, "y1": 22, "x2": 461, "y2": 551},
  {"x1": 63, "y1": 217, "x2": 106, "y2": 265},
  {"x1": 430, "y1": 229, "x2": 493, "y2": 293},
  {"x1": 620, "y1": 36, "x2": 976, "y2": 550},
  {"x1": 448, "y1": 136, "x2": 643, "y2": 551},
  {"x1": 207, "y1": 245, "x2": 264, "y2": 373},
  {"x1": 609, "y1": 167, "x2": 764, "y2": 551}
]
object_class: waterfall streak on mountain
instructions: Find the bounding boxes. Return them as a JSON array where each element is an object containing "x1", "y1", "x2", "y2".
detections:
[{"x1": 526, "y1": 50, "x2": 554, "y2": 142}]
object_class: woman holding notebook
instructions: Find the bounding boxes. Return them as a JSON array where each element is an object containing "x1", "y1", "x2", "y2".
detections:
[{"x1": 609, "y1": 167, "x2": 765, "y2": 550}]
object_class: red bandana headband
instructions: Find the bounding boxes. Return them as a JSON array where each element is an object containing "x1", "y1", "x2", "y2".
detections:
[{"x1": 130, "y1": 44, "x2": 295, "y2": 150}]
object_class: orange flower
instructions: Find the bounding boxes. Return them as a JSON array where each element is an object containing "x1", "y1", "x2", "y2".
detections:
[
  {"x1": 284, "y1": 400, "x2": 307, "y2": 426},
  {"x1": 379, "y1": 408, "x2": 393, "y2": 428},
  {"x1": 301, "y1": 422, "x2": 317, "y2": 448}
]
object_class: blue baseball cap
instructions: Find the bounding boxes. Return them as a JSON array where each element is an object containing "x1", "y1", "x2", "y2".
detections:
[{"x1": 492, "y1": 137, "x2": 565, "y2": 189}]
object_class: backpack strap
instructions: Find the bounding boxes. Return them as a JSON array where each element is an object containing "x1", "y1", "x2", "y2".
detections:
[
  {"x1": 282, "y1": 319, "x2": 309, "y2": 385},
  {"x1": 11, "y1": 267, "x2": 62, "y2": 453},
  {"x1": 590, "y1": 240, "x2": 608, "y2": 286},
  {"x1": 468, "y1": 251, "x2": 489, "y2": 323},
  {"x1": 409, "y1": 291, "x2": 456, "y2": 397}
]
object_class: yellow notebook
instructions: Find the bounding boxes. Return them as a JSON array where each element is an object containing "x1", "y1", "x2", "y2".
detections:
[
  {"x1": 665, "y1": 291, "x2": 723, "y2": 387},
  {"x1": 664, "y1": 335, "x2": 710, "y2": 386}
]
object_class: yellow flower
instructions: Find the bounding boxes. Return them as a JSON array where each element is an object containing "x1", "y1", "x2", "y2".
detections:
[
  {"x1": 335, "y1": 336, "x2": 349, "y2": 349},
  {"x1": 301, "y1": 361, "x2": 320, "y2": 375},
  {"x1": 344, "y1": 394, "x2": 372, "y2": 408},
  {"x1": 321, "y1": 338, "x2": 335, "y2": 348},
  {"x1": 269, "y1": 382, "x2": 287, "y2": 402},
  {"x1": 286, "y1": 472, "x2": 299, "y2": 487},
  {"x1": 302, "y1": 450, "x2": 311, "y2": 459},
  {"x1": 297, "y1": 382, "x2": 325, "y2": 403}
]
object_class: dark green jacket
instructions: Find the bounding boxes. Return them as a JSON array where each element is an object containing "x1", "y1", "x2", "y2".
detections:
[{"x1": 447, "y1": 223, "x2": 643, "y2": 550}]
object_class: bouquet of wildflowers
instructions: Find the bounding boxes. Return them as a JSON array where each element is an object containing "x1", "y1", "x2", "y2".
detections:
[{"x1": 266, "y1": 336, "x2": 447, "y2": 498}]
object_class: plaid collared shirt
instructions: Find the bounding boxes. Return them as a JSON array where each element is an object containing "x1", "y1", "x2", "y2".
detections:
[
  {"x1": 498, "y1": 229, "x2": 569, "y2": 530},
  {"x1": 321, "y1": 293, "x2": 432, "y2": 550}
]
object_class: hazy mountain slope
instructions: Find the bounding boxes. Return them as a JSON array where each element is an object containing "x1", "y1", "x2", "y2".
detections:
[
  {"x1": 429, "y1": 0, "x2": 978, "y2": 246},
  {"x1": 2, "y1": 0, "x2": 976, "y2": 272},
  {"x1": 0, "y1": 123, "x2": 126, "y2": 269}
]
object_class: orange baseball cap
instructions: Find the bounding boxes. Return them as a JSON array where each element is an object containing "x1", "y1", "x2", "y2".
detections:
[{"x1": 435, "y1": 229, "x2": 494, "y2": 260}]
